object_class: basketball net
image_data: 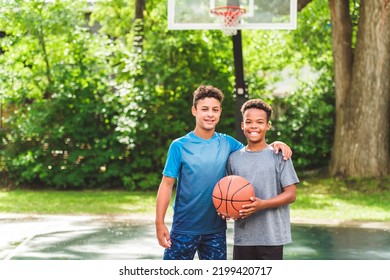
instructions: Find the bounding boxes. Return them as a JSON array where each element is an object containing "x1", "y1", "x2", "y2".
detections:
[{"x1": 210, "y1": 6, "x2": 246, "y2": 36}]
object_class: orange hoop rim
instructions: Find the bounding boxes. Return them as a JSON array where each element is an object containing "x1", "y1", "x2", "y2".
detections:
[
  {"x1": 210, "y1": 6, "x2": 246, "y2": 17},
  {"x1": 210, "y1": 6, "x2": 246, "y2": 35}
]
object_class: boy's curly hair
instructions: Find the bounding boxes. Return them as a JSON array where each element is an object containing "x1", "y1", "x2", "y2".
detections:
[{"x1": 193, "y1": 85, "x2": 224, "y2": 108}]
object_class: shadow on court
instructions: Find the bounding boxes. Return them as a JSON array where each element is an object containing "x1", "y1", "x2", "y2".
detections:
[
  {"x1": 0, "y1": 214, "x2": 163, "y2": 260},
  {"x1": 1, "y1": 214, "x2": 389, "y2": 260}
]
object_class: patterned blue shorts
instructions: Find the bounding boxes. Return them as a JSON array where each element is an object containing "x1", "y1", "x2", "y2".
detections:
[{"x1": 163, "y1": 231, "x2": 226, "y2": 260}]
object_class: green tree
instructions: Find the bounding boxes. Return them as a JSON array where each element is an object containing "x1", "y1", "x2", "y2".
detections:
[{"x1": 0, "y1": 0, "x2": 127, "y2": 188}]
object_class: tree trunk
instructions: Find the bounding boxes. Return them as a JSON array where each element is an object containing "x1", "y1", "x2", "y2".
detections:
[{"x1": 329, "y1": 0, "x2": 390, "y2": 177}]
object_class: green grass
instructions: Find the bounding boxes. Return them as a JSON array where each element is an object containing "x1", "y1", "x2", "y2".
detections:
[
  {"x1": 0, "y1": 177, "x2": 389, "y2": 223},
  {"x1": 0, "y1": 190, "x2": 158, "y2": 215},
  {"x1": 291, "y1": 177, "x2": 390, "y2": 222}
]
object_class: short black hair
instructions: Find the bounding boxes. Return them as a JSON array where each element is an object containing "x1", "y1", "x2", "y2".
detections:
[{"x1": 241, "y1": 98, "x2": 272, "y2": 122}]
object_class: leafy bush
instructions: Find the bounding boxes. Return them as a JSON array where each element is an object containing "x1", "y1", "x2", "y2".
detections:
[{"x1": 0, "y1": 0, "x2": 128, "y2": 188}]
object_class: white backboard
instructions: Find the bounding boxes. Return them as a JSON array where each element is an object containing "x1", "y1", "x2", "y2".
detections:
[{"x1": 168, "y1": 0, "x2": 297, "y2": 30}]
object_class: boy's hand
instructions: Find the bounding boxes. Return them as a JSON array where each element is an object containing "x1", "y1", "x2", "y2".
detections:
[
  {"x1": 239, "y1": 196, "x2": 263, "y2": 218},
  {"x1": 271, "y1": 141, "x2": 292, "y2": 160},
  {"x1": 217, "y1": 211, "x2": 235, "y2": 221},
  {"x1": 156, "y1": 223, "x2": 172, "y2": 248}
]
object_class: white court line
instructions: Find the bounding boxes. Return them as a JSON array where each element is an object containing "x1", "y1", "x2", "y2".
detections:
[{"x1": 3, "y1": 223, "x2": 48, "y2": 260}]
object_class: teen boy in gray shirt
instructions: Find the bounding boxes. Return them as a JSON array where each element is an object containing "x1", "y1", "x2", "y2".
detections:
[{"x1": 226, "y1": 98, "x2": 299, "y2": 260}]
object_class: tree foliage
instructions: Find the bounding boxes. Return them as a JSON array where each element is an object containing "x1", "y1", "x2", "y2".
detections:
[
  {"x1": 0, "y1": 0, "x2": 125, "y2": 188},
  {"x1": 243, "y1": 0, "x2": 335, "y2": 170},
  {"x1": 0, "y1": 0, "x2": 343, "y2": 189}
]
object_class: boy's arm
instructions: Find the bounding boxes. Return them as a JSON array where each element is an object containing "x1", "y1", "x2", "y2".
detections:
[
  {"x1": 239, "y1": 185, "x2": 296, "y2": 219},
  {"x1": 270, "y1": 141, "x2": 292, "y2": 160},
  {"x1": 155, "y1": 175, "x2": 176, "y2": 248}
]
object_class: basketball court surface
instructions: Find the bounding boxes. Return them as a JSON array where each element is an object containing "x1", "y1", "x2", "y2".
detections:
[
  {"x1": 0, "y1": 214, "x2": 164, "y2": 260},
  {"x1": 1, "y1": 213, "x2": 389, "y2": 260}
]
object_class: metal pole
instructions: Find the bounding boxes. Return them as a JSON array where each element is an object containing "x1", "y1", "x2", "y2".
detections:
[
  {"x1": 227, "y1": 0, "x2": 248, "y2": 143},
  {"x1": 231, "y1": 30, "x2": 248, "y2": 143}
]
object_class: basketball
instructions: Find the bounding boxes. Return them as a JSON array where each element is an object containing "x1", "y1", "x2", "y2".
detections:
[{"x1": 212, "y1": 175, "x2": 255, "y2": 219}]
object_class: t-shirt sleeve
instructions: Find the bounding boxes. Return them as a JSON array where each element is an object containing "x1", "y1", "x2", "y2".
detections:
[
  {"x1": 162, "y1": 140, "x2": 182, "y2": 178},
  {"x1": 226, "y1": 134, "x2": 245, "y2": 153},
  {"x1": 278, "y1": 154, "x2": 300, "y2": 188}
]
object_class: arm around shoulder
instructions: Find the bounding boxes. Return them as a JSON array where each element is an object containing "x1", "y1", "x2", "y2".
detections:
[{"x1": 270, "y1": 141, "x2": 292, "y2": 160}]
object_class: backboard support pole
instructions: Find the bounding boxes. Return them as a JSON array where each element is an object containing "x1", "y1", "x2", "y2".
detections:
[{"x1": 232, "y1": 30, "x2": 248, "y2": 143}]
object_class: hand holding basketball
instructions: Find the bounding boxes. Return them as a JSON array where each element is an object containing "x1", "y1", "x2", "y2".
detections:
[
  {"x1": 236, "y1": 196, "x2": 260, "y2": 218},
  {"x1": 212, "y1": 175, "x2": 255, "y2": 220}
]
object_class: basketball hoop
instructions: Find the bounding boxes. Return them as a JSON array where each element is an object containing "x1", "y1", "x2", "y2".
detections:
[{"x1": 210, "y1": 6, "x2": 246, "y2": 36}]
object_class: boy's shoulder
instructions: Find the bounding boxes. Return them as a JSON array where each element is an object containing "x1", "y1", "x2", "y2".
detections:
[
  {"x1": 229, "y1": 145, "x2": 284, "y2": 158},
  {"x1": 214, "y1": 131, "x2": 233, "y2": 139},
  {"x1": 211, "y1": 132, "x2": 244, "y2": 149},
  {"x1": 266, "y1": 148, "x2": 288, "y2": 166},
  {"x1": 168, "y1": 133, "x2": 193, "y2": 151},
  {"x1": 231, "y1": 145, "x2": 274, "y2": 154},
  {"x1": 170, "y1": 131, "x2": 224, "y2": 146},
  {"x1": 229, "y1": 146, "x2": 246, "y2": 157},
  {"x1": 171, "y1": 132, "x2": 242, "y2": 149}
]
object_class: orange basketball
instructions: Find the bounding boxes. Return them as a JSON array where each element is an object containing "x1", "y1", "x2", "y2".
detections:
[{"x1": 212, "y1": 175, "x2": 255, "y2": 219}]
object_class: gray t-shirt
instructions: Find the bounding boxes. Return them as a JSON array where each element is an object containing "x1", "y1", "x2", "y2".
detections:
[{"x1": 226, "y1": 145, "x2": 299, "y2": 246}]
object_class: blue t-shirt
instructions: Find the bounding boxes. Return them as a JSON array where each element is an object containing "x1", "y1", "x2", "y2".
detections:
[{"x1": 163, "y1": 131, "x2": 243, "y2": 235}]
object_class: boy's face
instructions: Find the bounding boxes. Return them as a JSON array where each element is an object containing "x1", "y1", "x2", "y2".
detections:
[
  {"x1": 192, "y1": 97, "x2": 222, "y2": 131},
  {"x1": 241, "y1": 108, "x2": 270, "y2": 144}
]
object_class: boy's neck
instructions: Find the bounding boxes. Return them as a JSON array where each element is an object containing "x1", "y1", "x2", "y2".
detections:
[
  {"x1": 246, "y1": 141, "x2": 268, "y2": 152},
  {"x1": 193, "y1": 127, "x2": 215, "y2": 140}
]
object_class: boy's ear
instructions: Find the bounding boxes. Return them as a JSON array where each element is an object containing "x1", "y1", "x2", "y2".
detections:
[
  {"x1": 241, "y1": 122, "x2": 244, "y2": 130},
  {"x1": 191, "y1": 106, "x2": 196, "y2": 116}
]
